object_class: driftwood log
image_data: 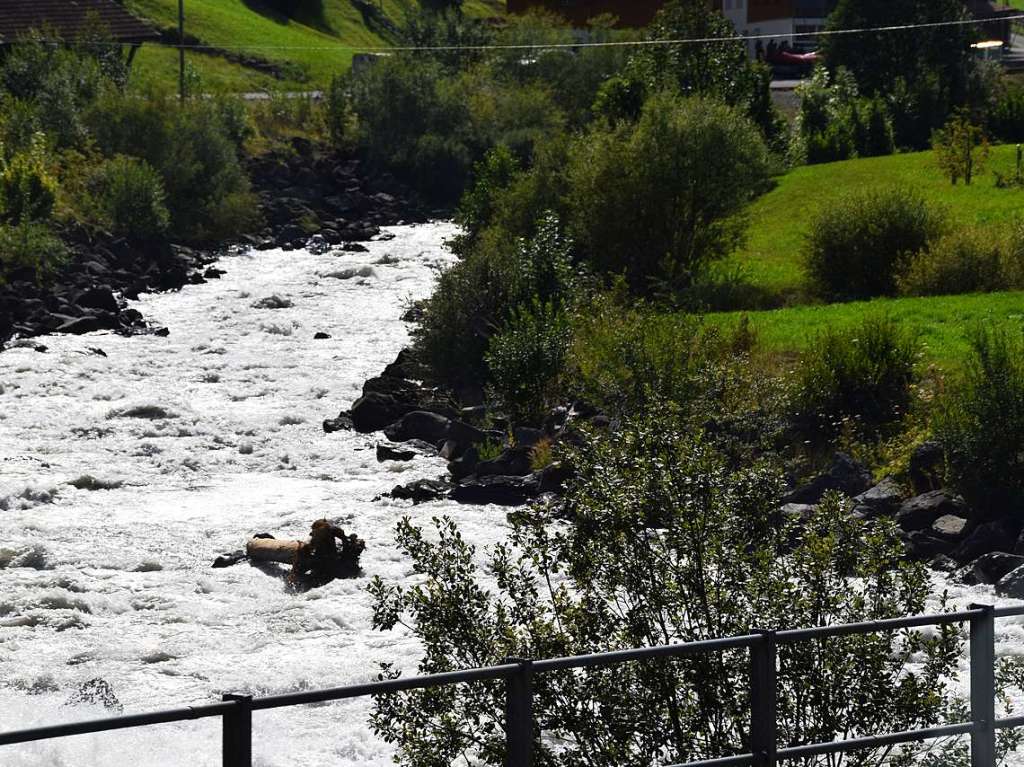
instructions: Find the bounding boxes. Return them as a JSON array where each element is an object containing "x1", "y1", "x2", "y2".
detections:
[{"x1": 245, "y1": 537, "x2": 302, "y2": 564}]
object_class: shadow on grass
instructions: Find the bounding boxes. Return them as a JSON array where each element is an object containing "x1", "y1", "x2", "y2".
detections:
[{"x1": 240, "y1": 0, "x2": 333, "y2": 33}]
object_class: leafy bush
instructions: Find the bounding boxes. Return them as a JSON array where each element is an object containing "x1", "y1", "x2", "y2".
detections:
[
  {"x1": 933, "y1": 110, "x2": 989, "y2": 186},
  {"x1": 0, "y1": 133, "x2": 57, "y2": 225},
  {"x1": 0, "y1": 220, "x2": 67, "y2": 283},
  {"x1": 568, "y1": 293, "x2": 725, "y2": 415},
  {"x1": 794, "y1": 316, "x2": 920, "y2": 439},
  {"x1": 84, "y1": 155, "x2": 169, "y2": 240},
  {"x1": 485, "y1": 300, "x2": 570, "y2": 425},
  {"x1": 369, "y1": 417, "x2": 967, "y2": 767},
  {"x1": 935, "y1": 326, "x2": 1024, "y2": 518},
  {"x1": 0, "y1": 40, "x2": 105, "y2": 151},
  {"x1": 793, "y1": 68, "x2": 893, "y2": 165},
  {"x1": 898, "y1": 226, "x2": 1006, "y2": 296},
  {"x1": 85, "y1": 95, "x2": 258, "y2": 242},
  {"x1": 988, "y1": 80, "x2": 1024, "y2": 142},
  {"x1": 414, "y1": 213, "x2": 573, "y2": 388},
  {"x1": 567, "y1": 92, "x2": 770, "y2": 295},
  {"x1": 804, "y1": 186, "x2": 943, "y2": 299}
]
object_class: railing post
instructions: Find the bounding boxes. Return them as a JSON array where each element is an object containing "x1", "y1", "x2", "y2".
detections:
[
  {"x1": 969, "y1": 604, "x2": 996, "y2": 767},
  {"x1": 222, "y1": 694, "x2": 252, "y2": 767},
  {"x1": 750, "y1": 631, "x2": 777, "y2": 767},
  {"x1": 504, "y1": 658, "x2": 534, "y2": 767}
]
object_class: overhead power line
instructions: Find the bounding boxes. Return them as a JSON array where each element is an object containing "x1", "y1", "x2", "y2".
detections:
[{"x1": 23, "y1": 12, "x2": 1024, "y2": 54}]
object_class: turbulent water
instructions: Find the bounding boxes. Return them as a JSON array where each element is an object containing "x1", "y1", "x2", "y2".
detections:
[
  {"x1": 4, "y1": 222, "x2": 1024, "y2": 766},
  {"x1": 0, "y1": 223, "x2": 518, "y2": 766}
]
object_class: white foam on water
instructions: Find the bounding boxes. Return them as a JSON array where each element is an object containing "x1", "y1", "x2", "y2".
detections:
[{"x1": 0, "y1": 224, "x2": 513, "y2": 765}]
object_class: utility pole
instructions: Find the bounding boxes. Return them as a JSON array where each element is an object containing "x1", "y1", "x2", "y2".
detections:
[{"x1": 178, "y1": 0, "x2": 185, "y2": 101}]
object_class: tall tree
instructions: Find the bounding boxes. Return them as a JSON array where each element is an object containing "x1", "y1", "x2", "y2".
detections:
[{"x1": 821, "y1": 0, "x2": 976, "y2": 147}]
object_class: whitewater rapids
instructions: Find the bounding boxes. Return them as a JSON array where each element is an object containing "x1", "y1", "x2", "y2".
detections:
[
  {"x1": 3, "y1": 222, "x2": 1024, "y2": 766},
  {"x1": 0, "y1": 223, "x2": 517, "y2": 766}
]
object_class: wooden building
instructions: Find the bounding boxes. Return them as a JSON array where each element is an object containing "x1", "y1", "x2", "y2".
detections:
[{"x1": 0, "y1": 0, "x2": 157, "y2": 63}]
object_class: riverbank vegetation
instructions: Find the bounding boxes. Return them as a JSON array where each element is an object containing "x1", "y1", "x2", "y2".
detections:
[{"x1": 327, "y1": 2, "x2": 1024, "y2": 762}]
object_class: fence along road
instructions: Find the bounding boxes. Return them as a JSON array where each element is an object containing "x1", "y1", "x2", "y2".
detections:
[{"x1": 2, "y1": 603, "x2": 1024, "y2": 767}]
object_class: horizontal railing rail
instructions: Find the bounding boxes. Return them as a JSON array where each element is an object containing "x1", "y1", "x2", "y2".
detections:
[{"x1": 3, "y1": 604, "x2": 1024, "y2": 767}]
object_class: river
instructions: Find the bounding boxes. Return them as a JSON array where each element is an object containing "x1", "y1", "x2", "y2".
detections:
[{"x1": 0, "y1": 222, "x2": 515, "y2": 766}]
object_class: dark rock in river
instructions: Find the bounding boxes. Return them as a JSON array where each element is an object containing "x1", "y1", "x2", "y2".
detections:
[
  {"x1": 376, "y1": 443, "x2": 419, "y2": 462},
  {"x1": 350, "y1": 392, "x2": 416, "y2": 433},
  {"x1": 390, "y1": 478, "x2": 449, "y2": 504},
  {"x1": 450, "y1": 475, "x2": 540, "y2": 506},
  {"x1": 951, "y1": 518, "x2": 1019, "y2": 563},
  {"x1": 996, "y1": 564, "x2": 1024, "y2": 598},
  {"x1": 969, "y1": 552, "x2": 1024, "y2": 585}
]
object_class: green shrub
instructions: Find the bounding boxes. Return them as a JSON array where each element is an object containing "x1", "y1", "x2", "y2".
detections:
[
  {"x1": 0, "y1": 133, "x2": 57, "y2": 225},
  {"x1": 324, "y1": 76, "x2": 357, "y2": 150},
  {"x1": 935, "y1": 326, "x2": 1024, "y2": 518},
  {"x1": 85, "y1": 155, "x2": 169, "y2": 240},
  {"x1": 0, "y1": 220, "x2": 67, "y2": 282},
  {"x1": 567, "y1": 92, "x2": 770, "y2": 295},
  {"x1": 85, "y1": 95, "x2": 257, "y2": 242},
  {"x1": 988, "y1": 80, "x2": 1024, "y2": 142},
  {"x1": 486, "y1": 300, "x2": 570, "y2": 425},
  {"x1": 804, "y1": 186, "x2": 943, "y2": 300},
  {"x1": 898, "y1": 226, "x2": 1005, "y2": 296},
  {"x1": 794, "y1": 315, "x2": 920, "y2": 439},
  {"x1": 369, "y1": 418, "x2": 967, "y2": 767},
  {"x1": 414, "y1": 212, "x2": 573, "y2": 388},
  {"x1": 0, "y1": 40, "x2": 104, "y2": 150},
  {"x1": 568, "y1": 293, "x2": 725, "y2": 415}
]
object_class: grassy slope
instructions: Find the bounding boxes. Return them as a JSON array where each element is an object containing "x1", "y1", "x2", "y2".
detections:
[
  {"x1": 124, "y1": 0, "x2": 504, "y2": 91},
  {"x1": 729, "y1": 144, "x2": 1024, "y2": 300},
  {"x1": 711, "y1": 146, "x2": 1024, "y2": 370},
  {"x1": 713, "y1": 290, "x2": 1024, "y2": 369}
]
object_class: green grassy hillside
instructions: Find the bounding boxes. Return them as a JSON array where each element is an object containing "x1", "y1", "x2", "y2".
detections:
[
  {"x1": 124, "y1": 0, "x2": 504, "y2": 91},
  {"x1": 729, "y1": 144, "x2": 1024, "y2": 301},
  {"x1": 713, "y1": 290, "x2": 1024, "y2": 369}
]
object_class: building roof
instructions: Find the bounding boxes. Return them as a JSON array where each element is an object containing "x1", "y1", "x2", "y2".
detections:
[{"x1": 0, "y1": 0, "x2": 158, "y2": 45}]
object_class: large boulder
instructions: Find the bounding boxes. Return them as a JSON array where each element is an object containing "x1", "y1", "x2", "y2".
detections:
[
  {"x1": 450, "y1": 475, "x2": 541, "y2": 506},
  {"x1": 903, "y1": 530, "x2": 956, "y2": 559},
  {"x1": 448, "y1": 446, "x2": 479, "y2": 482},
  {"x1": 350, "y1": 392, "x2": 416, "y2": 433},
  {"x1": 852, "y1": 477, "x2": 904, "y2": 518},
  {"x1": 996, "y1": 565, "x2": 1024, "y2": 599},
  {"x1": 969, "y1": 552, "x2": 1024, "y2": 585},
  {"x1": 784, "y1": 453, "x2": 872, "y2": 505},
  {"x1": 389, "y1": 478, "x2": 449, "y2": 504},
  {"x1": 951, "y1": 518, "x2": 1019, "y2": 564},
  {"x1": 930, "y1": 515, "x2": 970, "y2": 542},
  {"x1": 895, "y1": 490, "x2": 967, "y2": 532},
  {"x1": 475, "y1": 447, "x2": 532, "y2": 478},
  {"x1": 385, "y1": 411, "x2": 452, "y2": 444}
]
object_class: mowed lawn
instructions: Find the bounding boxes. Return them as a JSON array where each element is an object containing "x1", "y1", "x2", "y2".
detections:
[
  {"x1": 124, "y1": 0, "x2": 504, "y2": 90},
  {"x1": 712, "y1": 290, "x2": 1024, "y2": 369},
  {"x1": 729, "y1": 145, "x2": 1024, "y2": 300}
]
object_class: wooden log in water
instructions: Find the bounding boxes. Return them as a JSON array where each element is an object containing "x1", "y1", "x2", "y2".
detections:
[{"x1": 246, "y1": 538, "x2": 302, "y2": 564}]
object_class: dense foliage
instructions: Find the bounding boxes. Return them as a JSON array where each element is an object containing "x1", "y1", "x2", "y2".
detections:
[
  {"x1": 935, "y1": 327, "x2": 1024, "y2": 519},
  {"x1": 804, "y1": 187, "x2": 942, "y2": 300},
  {"x1": 370, "y1": 418, "x2": 968, "y2": 767}
]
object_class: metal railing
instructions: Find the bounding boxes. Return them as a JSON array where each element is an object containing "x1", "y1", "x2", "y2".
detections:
[{"x1": 3, "y1": 603, "x2": 1024, "y2": 767}]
